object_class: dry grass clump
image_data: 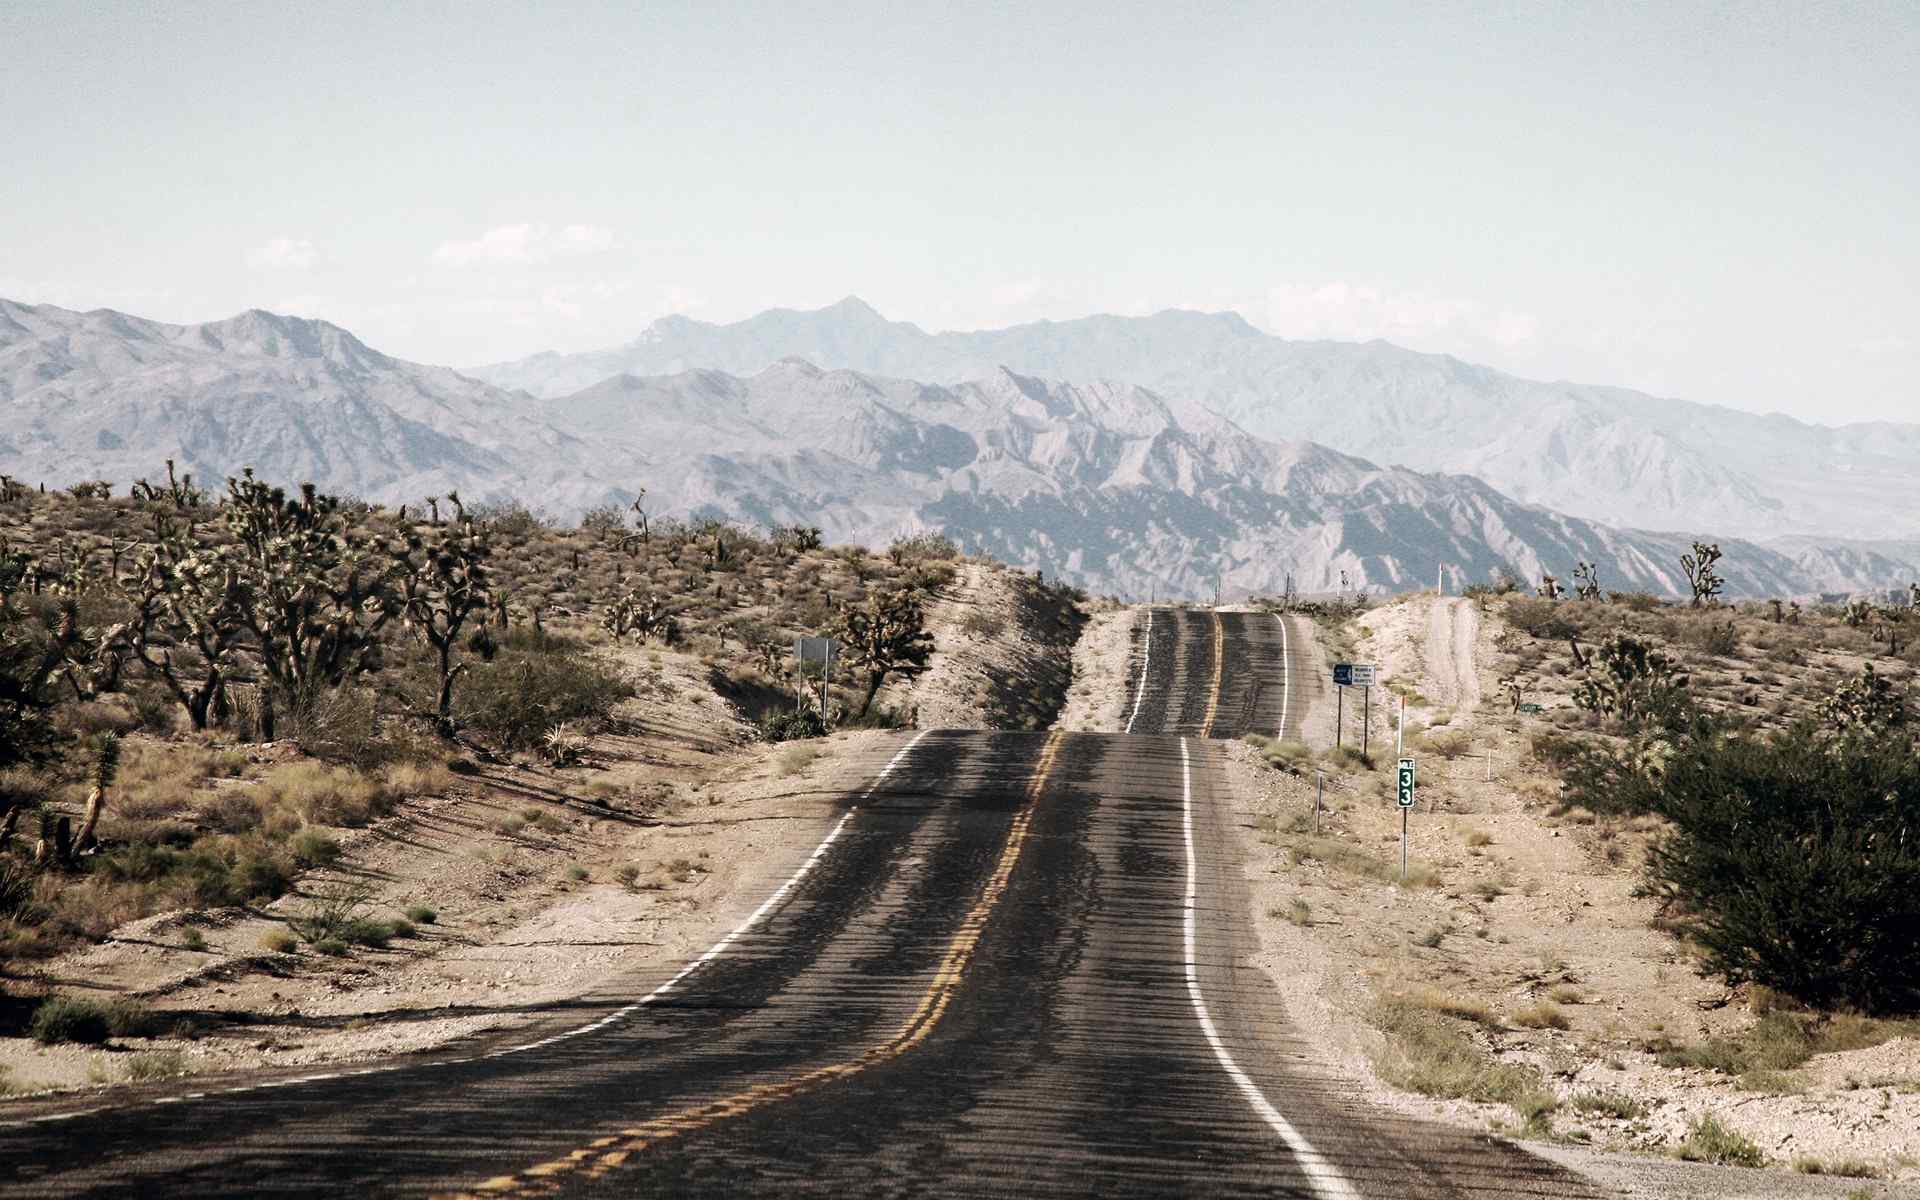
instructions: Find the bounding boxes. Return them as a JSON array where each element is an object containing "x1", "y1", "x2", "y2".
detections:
[
  {"x1": 1675, "y1": 1114, "x2": 1765, "y2": 1167},
  {"x1": 254, "y1": 761, "x2": 396, "y2": 828},
  {"x1": 1369, "y1": 994, "x2": 1558, "y2": 1129}
]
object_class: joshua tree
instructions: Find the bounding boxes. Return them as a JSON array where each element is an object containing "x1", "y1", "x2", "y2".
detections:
[
  {"x1": 388, "y1": 494, "x2": 495, "y2": 735},
  {"x1": 601, "y1": 588, "x2": 666, "y2": 642},
  {"x1": 1572, "y1": 633, "x2": 1691, "y2": 730},
  {"x1": 1502, "y1": 675, "x2": 1528, "y2": 714},
  {"x1": 1820, "y1": 663, "x2": 1906, "y2": 735},
  {"x1": 835, "y1": 586, "x2": 935, "y2": 718},
  {"x1": 224, "y1": 472, "x2": 395, "y2": 705},
  {"x1": 130, "y1": 458, "x2": 205, "y2": 509},
  {"x1": 1680, "y1": 542, "x2": 1724, "y2": 608},
  {"x1": 1537, "y1": 574, "x2": 1563, "y2": 600},
  {"x1": 1572, "y1": 561, "x2": 1603, "y2": 601},
  {"x1": 1844, "y1": 598, "x2": 1875, "y2": 628},
  {"x1": 73, "y1": 733, "x2": 121, "y2": 853},
  {"x1": 124, "y1": 538, "x2": 249, "y2": 730}
]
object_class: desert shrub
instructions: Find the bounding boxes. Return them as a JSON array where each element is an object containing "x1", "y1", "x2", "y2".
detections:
[
  {"x1": 1504, "y1": 597, "x2": 1575, "y2": 640},
  {"x1": 29, "y1": 997, "x2": 113, "y2": 1045},
  {"x1": 540, "y1": 724, "x2": 590, "y2": 767},
  {"x1": 1677, "y1": 1114, "x2": 1765, "y2": 1167},
  {"x1": 1684, "y1": 617, "x2": 1741, "y2": 657},
  {"x1": 1569, "y1": 720, "x2": 1920, "y2": 1011},
  {"x1": 125, "y1": 1050, "x2": 190, "y2": 1081},
  {"x1": 456, "y1": 644, "x2": 630, "y2": 751},
  {"x1": 469, "y1": 500, "x2": 548, "y2": 536},
  {"x1": 281, "y1": 685, "x2": 387, "y2": 768},
  {"x1": 1610, "y1": 591, "x2": 1663, "y2": 613},
  {"x1": 1369, "y1": 996, "x2": 1556, "y2": 1118},
  {"x1": 29, "y1": 996, "x2": 157, "y2": 1045},
  {"x1": 256, "y1": 761, "x2": 394, "y2": 827},
  {"x1": 758, "y1": 708, "x2": 826, "y2": 743},
  {"x1": 888, "y1": 532, "x2": 959, "y2": 563},
  {"x1": 287, "y1": 827, "x2": 341, "y2": 867},
  {"x1": 402, "y1": 904, "x2": 437, "y2": 925}
]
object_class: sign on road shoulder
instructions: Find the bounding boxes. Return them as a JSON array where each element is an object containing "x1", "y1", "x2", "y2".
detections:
[
  {"x1": 1333, "y1": 662, "x2": 1377, "y2": 687},
  {"x1": 1396, "y1": 757, "x2": 1416, "y2": 808}
]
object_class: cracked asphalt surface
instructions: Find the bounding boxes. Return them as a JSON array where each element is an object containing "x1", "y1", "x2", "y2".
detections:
[{"x1": 1, "y1": 607, "x2": 1605, "y2": 1198}]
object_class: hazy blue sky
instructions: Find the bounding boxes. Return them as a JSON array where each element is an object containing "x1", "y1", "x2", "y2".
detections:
[{"x1": 2, "y1": 1, "x2": 1914, "y2": 423}]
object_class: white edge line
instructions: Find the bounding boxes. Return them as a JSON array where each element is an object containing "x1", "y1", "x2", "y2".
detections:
[
  {"x1": 1178, "y1": 737, "x2": 1361, "y2": 1200},
  {"x1": 1124, "y1": 608, "x2": 1155, "y2": 734},
  {"x1": 11, "y1": 731, "x2": 937, "y2": 1125},
  {"x1": 1277, "y1": 612, "x2": 1292, "y2": 743}
]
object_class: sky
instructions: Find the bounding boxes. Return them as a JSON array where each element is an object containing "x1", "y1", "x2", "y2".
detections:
[{"x1": 1, "y1": 0, "x2": 1915, "y2": 425}]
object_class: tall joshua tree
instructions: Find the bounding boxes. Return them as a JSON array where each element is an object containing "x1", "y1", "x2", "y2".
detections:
[
  {"x1": 835, "y1": 587, "x2": 935, "y2": 719},
  {"x1": 389, "y1": 493, "x2": 495, "y2": 735}
]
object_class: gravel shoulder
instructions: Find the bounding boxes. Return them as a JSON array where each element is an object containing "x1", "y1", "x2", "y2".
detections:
[{"x1": 1224, "y1": 594, "x2": 1920, "y2": 1192}]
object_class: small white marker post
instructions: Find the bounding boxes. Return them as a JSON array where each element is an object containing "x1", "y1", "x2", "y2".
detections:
[{"x1": 1314, "y1": 769, "x2": 1325, "y2": 833}]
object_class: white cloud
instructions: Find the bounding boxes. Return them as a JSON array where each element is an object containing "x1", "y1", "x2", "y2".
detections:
[
  {"x1": 246, "y1": 237, "x2": 318, "y2": 269},
  {"x1": 431, "y1": 223, "x2": 618, "y2": 266},
  {"x1": 1263, "y1": 282, "x2": 1538, "y2": 351},
  {"x1": 990, "y1": 278, "x2": 1049, "y2": 308}
]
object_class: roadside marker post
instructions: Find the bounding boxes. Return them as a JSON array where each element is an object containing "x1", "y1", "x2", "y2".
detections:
[
  {"x1": 1314, "y1": 769, "x2": 1324, "y2": 833},
  {"x1": 1396, "y1": 757, "x2": 1417, "y2": 879}
]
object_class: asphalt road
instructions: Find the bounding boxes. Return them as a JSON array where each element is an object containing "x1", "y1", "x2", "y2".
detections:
[{"x1": 1, "y1": 608, "x2": 1602, "y2": 1198}]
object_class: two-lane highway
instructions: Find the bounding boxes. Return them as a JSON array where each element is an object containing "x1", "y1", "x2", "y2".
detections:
[{"x1": 1, "y1": 606, "x2": 1602, "y2": 1198}]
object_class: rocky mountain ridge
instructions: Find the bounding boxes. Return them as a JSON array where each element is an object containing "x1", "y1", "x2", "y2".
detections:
[
  {"x1": 3, "y1": 297, "x2": 1910, "y2": 599},
  {"x1": 471, "y1": 297, "x2": 1920, "y2": 545}
]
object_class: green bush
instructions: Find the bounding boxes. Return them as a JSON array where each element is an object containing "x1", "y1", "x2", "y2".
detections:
[
  {"x1": 29, "y1": 996, "x2": 157, "y2": 1045},
  {"x1": 1569, "y1": 720, "x2": 1920, "y2": 1011},
  {"x1": 758, "y1": 708, "x2": 826, "y2": 743},
  {"x1": 456, "y1": 645, "x2": 631, "y2": 750},
  {"x1": 29, "y1": 997, "x2": 112, "y2": 1045}
]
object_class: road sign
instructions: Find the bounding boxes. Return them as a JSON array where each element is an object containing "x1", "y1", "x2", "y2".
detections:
[
  {"x1": 1333, "y1": 663, "x2": 1353, "y2": 687},
  {"x1": 1350, "y1": 663, "x2": 1378, "y2": 687},
  {"x1": 1396, "y1": 758, "x2": 1416, "y2": 808},
  {"x1": 794, "y1": 637, "x2": 836, "y2": 660}
]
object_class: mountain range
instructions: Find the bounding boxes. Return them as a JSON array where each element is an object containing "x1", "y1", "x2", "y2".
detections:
[
  {"x1": 473, "y1": 297, "x2": 1920, "y2": 547},
  {"x1": 2, "y1": 296, "x2": 1911, "y2": 600}
]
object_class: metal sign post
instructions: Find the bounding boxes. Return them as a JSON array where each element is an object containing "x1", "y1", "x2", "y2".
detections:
[
  {"x1": 1362, "y1": 685, "x2": 1371, "y2": 761},
  {"x1": 1396, "y1": 757, "x2": 1417, "y2": 879},
  {"x1": 793, "y1": 637, "x2": 837, "y2": 724},
  {"x1": 1332, "y1": 663, "x2": 1352, "y2": 747}
]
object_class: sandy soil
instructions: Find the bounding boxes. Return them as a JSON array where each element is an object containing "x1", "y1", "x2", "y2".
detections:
[
  {"x1": 909, "y1": 562, "x2": 1081, "y2": 731},
  {"x1": 1230, "y1": 594, "x2": 1920, "y2": 1188},
  {"x1": 1054, "y1": 604, "x2": 1138, "y2": 733},
  {"x1": 0, "y1": 650, "x2": 902, "y2": 1102}
]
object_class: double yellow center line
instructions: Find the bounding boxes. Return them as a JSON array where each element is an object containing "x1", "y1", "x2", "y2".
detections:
[
  {"x1": 438, "y1": 731, "x2": 1067, "y2": 1199},
  {"x1": 1199, "y1": 610, "x2": 1225, "y2": 738}
]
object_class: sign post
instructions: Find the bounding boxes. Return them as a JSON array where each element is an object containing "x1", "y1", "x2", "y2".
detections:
[
  {"x1": 1396, "y1": 757, "x2": 1417, "y2": 879},
  {"x1": 1332, "y1": 663, "x2": 1352, "y2": 748},
  {"x1": 793, "y1": 637, "x2": 837, "y2": 725}
]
